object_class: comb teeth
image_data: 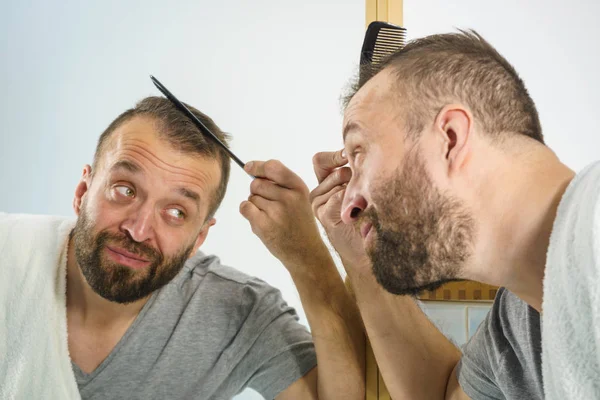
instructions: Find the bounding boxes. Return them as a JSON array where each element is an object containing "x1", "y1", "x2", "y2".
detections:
[
  {"x1": 360, "y1": 22, "x2": 407, "y2": 67},
  {"x1": 372, "y1": 28, "x2": 407, "y2": 64}
]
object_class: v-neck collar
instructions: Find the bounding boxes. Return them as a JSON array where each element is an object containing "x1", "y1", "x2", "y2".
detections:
[{"x1": 70, "y1": 291, "x2": 159, "y2": 387}]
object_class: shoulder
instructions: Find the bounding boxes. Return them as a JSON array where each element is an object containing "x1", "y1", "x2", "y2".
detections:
[
  {"x1": 184, "y1": 251, "x2": 262, "y2": 285},
  {"x1": 481, "y1": 288, "x2": 540, "y2": 347},
  {"x1": 0, "y1": 212, "x2": 74, "y2": 236},
  {"x1": 173, "y1": 251, "x2": 293, "y2": 318},
  {"x1": 460, "y1": 288, "x2": 541, "y2": 368},
  {"x1": 0, "y1": 213, "x2": 74, "y2": 304},
  {"x1": 551, "y1": 161, "x2": 600, "y2": 240},
  {"x1": 544, "y1": 161, "x2": 600, "y2": 314},
  {"x1": 0, "y1": 213, "x2": 74, "y2": 260},
  {"x1": 182, "y1": 251, "x2": 281, "y2": 295},
  {"x1": 457, "y1": 289, "x2": 543, "y2": 398},
  {"x1": 0, "y1": 212, "x2": 69, "y2": 228}
]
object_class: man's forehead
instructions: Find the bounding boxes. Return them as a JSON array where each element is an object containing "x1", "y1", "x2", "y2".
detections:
[
  {"x1": 100, "y1": 118, "x2": 221, "y2": 191},
  {"x1": 107, "y1": 116, "x2": 161, "y2": 151},
  {"x1": 343, "y1": 69, "x2": 396, "y2": 140},
  {"x1": 102, "y1": 117, "x2": 191, "y2": 168}
]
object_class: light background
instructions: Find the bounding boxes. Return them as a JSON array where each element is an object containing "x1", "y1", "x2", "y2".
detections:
[{"x1": 1, "y1": 0, "x2": 598, "y2": 398}]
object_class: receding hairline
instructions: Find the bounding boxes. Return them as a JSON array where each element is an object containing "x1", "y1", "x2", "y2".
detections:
[
  {"x1": 93, "y1": 114, "x2": 215, "y2": 170},
  {"x1": 93, "y1": 114, "x2": 159, "y2": 171},
  {"x1": 93, "y1": 115, "x2": 223, "y2": 186},
  {"x1": 342, "y1": 68, "x2": 407, "y2": 138}
]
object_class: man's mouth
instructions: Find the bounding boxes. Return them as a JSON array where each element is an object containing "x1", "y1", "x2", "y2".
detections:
[{"x1": 105, "y1": 245, "x2": 151, "y2": 269}]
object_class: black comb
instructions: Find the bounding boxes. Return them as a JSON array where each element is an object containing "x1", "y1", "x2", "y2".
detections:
[
  {"x1": 360, "y1": 21, "x2": 407, "y2": 67},
  {"x1": 150, "y1": 75, "x2": 249, "y2": 173}
]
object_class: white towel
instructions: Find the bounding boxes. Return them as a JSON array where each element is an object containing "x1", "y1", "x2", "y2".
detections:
[
  {"x1": 542, "y1": 162, "x2": 600, "y2": 399},
  {"x1": 0, "y1": 213, "x2": 80, "y2": 400}
]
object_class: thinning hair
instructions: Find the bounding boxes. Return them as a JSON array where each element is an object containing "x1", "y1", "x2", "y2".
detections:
[
  {"x1": 93, "y1": 96, "x2": 231, "y2": 219},
  {"x1": 345, "y1": 30, "x2": 543, "y2": 144}
]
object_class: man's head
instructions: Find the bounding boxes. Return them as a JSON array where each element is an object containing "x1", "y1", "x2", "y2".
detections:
[
  {"x1": 71, "y1": 97, "x2": 231, "y2": 304},
  {"x1": 340, "y1": 30, "x2": 543, "y2": 295}
]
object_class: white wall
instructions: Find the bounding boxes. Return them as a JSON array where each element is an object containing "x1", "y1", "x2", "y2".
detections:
[{"x1": 2, "y1": 0, "x2": 599, "y2": 398}]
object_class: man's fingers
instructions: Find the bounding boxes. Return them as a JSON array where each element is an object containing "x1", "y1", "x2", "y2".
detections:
[
  {"x1": 309, "y1": 167, "x2": 352, "y2": 202},
  {"x1": 239, "y1": 200, "x2": 264, "y2": 225},
  {"x1": 245, "y1": 159, "x2": 306, "y2": 191},
  {"x1": 247, "y1": 194, "x2": 277, "y2": 215},
  {"x1": 250, "y1": 178, "x2": 289, "y2": 201},
  {"x1": 311, "y1": 185, "x2": 345, "y2": 222},
  {"x1": 312, "y1": 184, "x2": 345, "y2": 211},
  {"x1": 312, "y1": 149, "x2": 348, "y2": 183}
]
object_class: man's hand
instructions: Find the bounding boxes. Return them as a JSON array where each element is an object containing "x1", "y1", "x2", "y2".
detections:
[
  {"x1": 309, "y1": 150, "x2": 370, "y2": 272},
  {"x1": 240, "y1": 159, "x2": 330, "y2": 271}
]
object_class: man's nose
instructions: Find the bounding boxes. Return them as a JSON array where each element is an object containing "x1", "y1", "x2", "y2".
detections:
[
  {"x1": 120, "y1": 203, "x2": 155, "y2": 243},
  {"x1": 340, "y1": 188, "x2": 368, "y2": 225}
]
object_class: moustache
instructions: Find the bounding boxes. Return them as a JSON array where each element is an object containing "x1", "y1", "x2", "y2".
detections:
[
  {"x1": 97, "y1": 231, "x2": 162, "y2": 262},
  {"x1": 354, "y1": 207, "x2": 380, "y2": 232}
]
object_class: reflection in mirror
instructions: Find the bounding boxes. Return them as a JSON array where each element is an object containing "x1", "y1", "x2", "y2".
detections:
[
  {"x1": 0, "y1": 1, "x2": 365, "y2": 399},
  {"x1": 4, "y1": 0, "x2": 599, "y2": 399}
]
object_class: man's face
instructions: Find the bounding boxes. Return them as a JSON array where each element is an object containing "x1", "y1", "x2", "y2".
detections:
[
  {"x1": 71, "y1": 116, "x2": 220, "y2": 304},
  {"x1": 341, "y1": 70, "x2": 475, "y2": 296}
]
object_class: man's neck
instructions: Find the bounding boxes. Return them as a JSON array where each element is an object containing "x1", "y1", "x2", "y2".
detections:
[
  {"x1": 66, "y1": 237, "x2": 149, "y2": 330},
  {"x1": 470, "y1": 142, "x2": 575, "y2": 312}
]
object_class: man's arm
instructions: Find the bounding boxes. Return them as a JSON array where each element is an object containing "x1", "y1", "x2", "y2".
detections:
[
  {"x1": 348, "y1": 265, "x2": 467, "y2": 399},
  {"x1": 240, "y1": 160, "x2": 365, "y2": 400},
  {"x1": 310, "y1": 150, "x2": 469, "y2": 400},
  {"x1": 448, "y1": 366, "x2": 471, "y2": 400},
  {"x1": 277, "y1": 254, "x2": 365, "y2": 400},
  {"x1": 275, "y1": 367, "x2": 318, "y2": 400}
]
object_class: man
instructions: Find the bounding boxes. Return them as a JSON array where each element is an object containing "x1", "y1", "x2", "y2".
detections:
[
  {"x1": 311, "y1": 29, "x2": 592, "y2": 399},
  {"x1": 0, "y1": 97, "x2": 364, "y2": 399},
  {"x1": 245, "y1": 30, "x2": 595, "y2": 399}
]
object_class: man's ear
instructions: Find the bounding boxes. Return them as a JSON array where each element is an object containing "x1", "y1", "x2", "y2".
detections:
[
  {"x1": 189, "y1": 217, "x2": 217, "y2": 258},
  {"x1": 73, "y1": 165, "x2": 93, "y2": 216},
  {"x1": 434, "y1": 104, "x2": 473, "y2": 175}
]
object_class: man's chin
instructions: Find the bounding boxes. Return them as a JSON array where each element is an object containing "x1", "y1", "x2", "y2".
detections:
[
  {"x1": 96, "y1": 290, "x2": 145, "y2": 305},
  {"x1": 369, "y1": 258, "x2": 458, "y2": 296},
  {"x1": 376, "y1": 276, "x2": 463, "y2": 297}
]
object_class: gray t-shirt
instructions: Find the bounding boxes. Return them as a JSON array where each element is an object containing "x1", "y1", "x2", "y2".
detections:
[
  {"x1": 72, "y1": 252, "x2": 317, "y2": 400},
  {"x1": 456, "y1": 288, "x2": 543, "y2": 399}
]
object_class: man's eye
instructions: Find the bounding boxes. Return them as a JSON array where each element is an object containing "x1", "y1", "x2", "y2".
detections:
[
  {"x1": 115, "y1": 186, "x2": 135, "y2": 197},
  {"x1": 350, "y1": 149, "x2": 362, "y2": 163},
  {"x1": 166, "y1": 208, "x2": 185, "y2": 220}
]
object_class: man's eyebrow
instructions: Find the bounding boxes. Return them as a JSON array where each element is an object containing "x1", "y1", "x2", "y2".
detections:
[
  {"x1": 110, "y1": 159, "x2": 202, "y2": 212},
  {"x1": 343, "y1": 121, "x2": 361, "y2": 141},
  {"x1": 177, "y1": 188, "x2": 201, "y2": 211},
  {"x1": 110, "y1": 160, "x2": 142, "y2": 174}
]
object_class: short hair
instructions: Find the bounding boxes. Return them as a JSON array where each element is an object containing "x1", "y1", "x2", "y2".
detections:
[
  {"x1": 345, "y1": 30, "x2": 544, "y2": 144},
  {"x1": 93, "y1": 96, "x2": 231, "y2": 219}
]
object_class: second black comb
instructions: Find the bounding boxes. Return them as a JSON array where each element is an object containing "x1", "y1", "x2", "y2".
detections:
[{"x1": 360, "y1": 21, "x2": 407, "y2": 67}]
